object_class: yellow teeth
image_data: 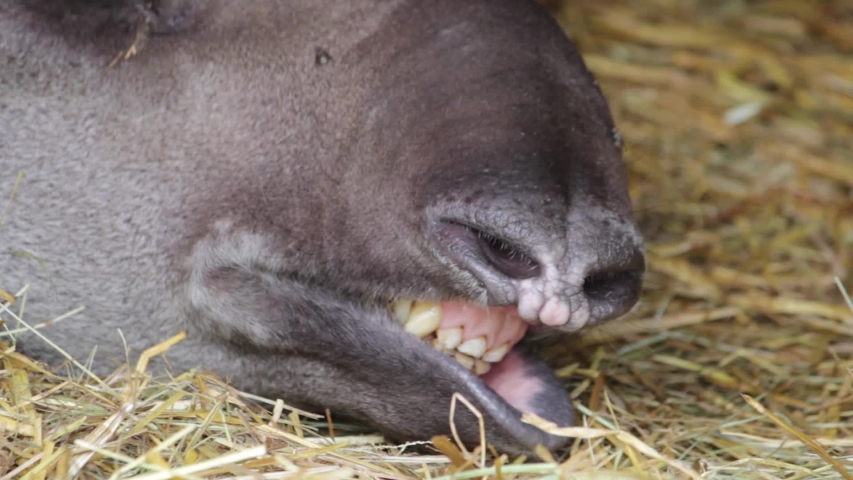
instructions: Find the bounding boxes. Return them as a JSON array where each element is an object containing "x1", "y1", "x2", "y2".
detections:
[
  {"x1": 457, "y1": 336, "x2": 487, "y2": 358},
  {"x1": 436, "y1": 327, "x2": 463, "y2": 350},
  {"x1": 473, "y1": 359, "x2": 491, "y2": 375},
  {"x1": 403, "y1": 302, "x2": 442, "y2": 338},
  {"x1": 454, "y1": 352, "x2": 475, "y2": 370},
  {"x1": 482, "y1": 343, "x2": 510, "y2": 363},
  {"x1": 391, "y1": 299, "x2": 512, "y2": 376},
  {"x1": 392, "y1": 299, "x2": 413, "y2": 324},
  {"x1": 455, "y1": 354, "x2": 491, "y2": 376}
]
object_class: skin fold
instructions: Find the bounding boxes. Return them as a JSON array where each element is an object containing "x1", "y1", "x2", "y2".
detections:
[{"x1": 0, "y1": 0, "x2": 645, "y2": 456}]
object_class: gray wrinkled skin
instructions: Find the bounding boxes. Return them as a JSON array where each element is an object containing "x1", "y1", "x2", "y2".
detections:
[{"x1": 0, "y1": 0, "x2": 645, "y2": 456}]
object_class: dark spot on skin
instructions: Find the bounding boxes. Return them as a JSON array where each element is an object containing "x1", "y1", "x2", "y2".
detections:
[
  {"x1": 315, "y1": 47, "x2": 332, "y2": 66},
  {"x1": 470, "y1": 189, "x2": 484, "y2": 200}
]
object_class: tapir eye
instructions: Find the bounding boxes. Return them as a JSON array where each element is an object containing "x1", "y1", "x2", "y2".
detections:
[{"x1": 473, "y1": 228, "x2": 540, "y2": 280}]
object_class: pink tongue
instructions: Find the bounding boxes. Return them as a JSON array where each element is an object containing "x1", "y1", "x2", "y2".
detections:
[
  {"x1": 439, "y1": 301, "x2": 528, "y2": 350},
  {"x1": 480, "y1": 350, "x2": 542, "y2": 414},
  {"x1": 439, "y1": 302, "x2": 542, "y2": 414}
]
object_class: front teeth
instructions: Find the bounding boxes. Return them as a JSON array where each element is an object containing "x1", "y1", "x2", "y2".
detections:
[
  {"x1": 481, "y1": 343, "x2": 510, "y2": 363},
  {"x1": 454, "y1": 352, "x2": 475, "y2": 370},
  {"x1": 473, "y1": 359, "x2": 491, "y2": 375},
  {"x1": 403, "y1": 301, "x2": 442, "y2": 338},
  {"x1": 392, "y1": 300, "x2": 513, "y2": 376},
  {"x1": 457, "y1": 337, "x2": 487, "y2": 358},
  {"x1": 393, "y1": 299, "x2": 414, "y2": 324},
  {"x1": 436, "y1": 327, "x2": 463, "y2": 350}
]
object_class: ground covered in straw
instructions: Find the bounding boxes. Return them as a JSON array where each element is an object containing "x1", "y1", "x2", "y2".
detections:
[{"x1": 2, "y1": 0, "x2": 853, "y2": 478}]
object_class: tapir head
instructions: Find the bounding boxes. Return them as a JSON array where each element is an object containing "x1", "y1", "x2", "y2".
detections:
[
  {"x1": 194, "y1": 0, "x2": 645, "y2": 455},
  {"x1": 5, "y1": 0, "x2": 644, "y2": 458}
]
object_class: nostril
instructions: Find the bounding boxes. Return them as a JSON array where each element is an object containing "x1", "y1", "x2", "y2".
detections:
[
  {"x1": 582, "y1": 248, "x2": 645, "y2": 319},
  {"x1": 474, "y1": 229, "x2": 540, "y2": 280},
  {"x1": 583, "y1": 269, "x2": 642, "y2": 300},
  {"x1": 437, "y1": 220, "x2": 541, "y2": 281}
]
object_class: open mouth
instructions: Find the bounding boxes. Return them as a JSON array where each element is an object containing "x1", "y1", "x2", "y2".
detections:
[
  {"x1": 354, "y1": 213, "x2": 645, "y2": 454},
  {"x1": 391, "y1": 300, "x2": 526, "y2": 375},
  {"x1": 387, "y1": 298, "x2": 569, "y2": 434}
]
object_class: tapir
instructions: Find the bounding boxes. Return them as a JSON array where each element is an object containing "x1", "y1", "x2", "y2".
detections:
[{"x1": 0, "y1": 0, "x2": 645, "y2": 456}]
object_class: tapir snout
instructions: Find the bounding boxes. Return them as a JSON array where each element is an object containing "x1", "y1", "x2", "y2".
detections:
[{"x1": 0, "y1": 0, "x2": 644, "y2": 456}]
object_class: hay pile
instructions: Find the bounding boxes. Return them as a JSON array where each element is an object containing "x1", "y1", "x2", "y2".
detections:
[{"x1": 3, "y1": 0, "x2": 852, "y2": 478}]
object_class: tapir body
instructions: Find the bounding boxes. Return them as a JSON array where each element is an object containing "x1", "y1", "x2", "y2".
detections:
[{"x1": 0, "y1": 0, "x2": 644, "y2": 455}]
